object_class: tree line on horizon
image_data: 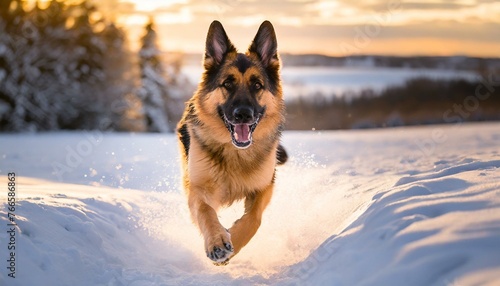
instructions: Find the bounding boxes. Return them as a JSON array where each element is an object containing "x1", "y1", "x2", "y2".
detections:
[
  {"x1": 0, "y1": 0, "x2": 190, "y2": 132},
  {"x1": 286, "y1": 76, "x2": 500, "y2": 130}
]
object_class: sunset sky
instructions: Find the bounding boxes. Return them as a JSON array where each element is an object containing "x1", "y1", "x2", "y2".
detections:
[{"x1": 103, "y1": 0, "x2": 499, "y2": 57}]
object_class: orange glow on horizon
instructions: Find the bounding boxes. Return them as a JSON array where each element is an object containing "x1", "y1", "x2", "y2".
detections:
[{"x1": 19, "y1": 0, "x2": 500, "y2": 58}]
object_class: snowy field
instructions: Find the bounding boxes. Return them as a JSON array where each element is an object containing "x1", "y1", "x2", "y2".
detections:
[{"x1": 0, "y1": 122, "x2": 499, "y2": 285}]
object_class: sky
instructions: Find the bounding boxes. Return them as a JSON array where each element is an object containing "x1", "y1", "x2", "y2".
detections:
[{"x1": 106, "y1": 0, "x2": 500, "y2": 57}]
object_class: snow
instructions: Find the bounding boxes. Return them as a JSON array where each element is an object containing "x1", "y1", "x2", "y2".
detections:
[{"x1": 0, "y1": 122, "x2": 499, "y2": 285}]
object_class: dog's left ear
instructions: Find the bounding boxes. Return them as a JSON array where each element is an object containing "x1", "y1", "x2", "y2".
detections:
[
  {"x1": 248, "y1": 21, "x2": 279, "y2": 68},
  {"x1": 204, "y1": 20, "x2": 236, "y2": 69}
]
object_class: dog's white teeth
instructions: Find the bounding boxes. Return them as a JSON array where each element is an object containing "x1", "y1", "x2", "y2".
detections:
[{"x1": 234, "y1": 132, "x2": 239, "y2": 141}]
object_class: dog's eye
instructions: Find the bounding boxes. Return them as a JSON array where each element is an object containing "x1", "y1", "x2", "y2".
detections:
[
  {"x1": 223, "y1": 81, "x2": 233, "y2": 89},
  {"x1": 254, "y1": 82, "x2": 262, "y2": 90}
]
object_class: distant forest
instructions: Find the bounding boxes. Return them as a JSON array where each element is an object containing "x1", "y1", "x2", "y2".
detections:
[
  {"x1": 286, "y1": 77, "x2": 500, "y2": 130},
  {"x1": 0, "y1": 0, "x2": 499, "y2": 132}
]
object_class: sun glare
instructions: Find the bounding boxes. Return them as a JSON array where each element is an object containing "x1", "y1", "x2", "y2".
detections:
[{"x1": 120, "y1": 0, "x2": 187, "y2": 12}]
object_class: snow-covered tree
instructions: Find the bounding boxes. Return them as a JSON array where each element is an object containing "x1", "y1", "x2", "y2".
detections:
[
  {"x1": 0, "y1": 0, "x2": 34, "y2": 131},
  {"x1": 0, "y1": 18, "x2": 14, "y2": 128},
  {"x1": 100, "y1": 22, "x2": 144, "y2": 132},
  {"x1": 138, "y1": 19, "x2": 171, "y2": 133},
  {"x1": 0, "y1": 0, "x2": 134, "y2": 132},
  {"x1": 0, "y1": 6, "x2": 47, "y2": 131}
]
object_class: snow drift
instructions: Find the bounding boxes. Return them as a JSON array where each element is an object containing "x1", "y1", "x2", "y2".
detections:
[{"x1": 0, "y1": 123, "x2": 499, "y2": 285}]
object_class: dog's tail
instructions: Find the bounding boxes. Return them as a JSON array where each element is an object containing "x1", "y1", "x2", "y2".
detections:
[{"x1": 277, "y1": 144, "x2": 288, "y2": 165}]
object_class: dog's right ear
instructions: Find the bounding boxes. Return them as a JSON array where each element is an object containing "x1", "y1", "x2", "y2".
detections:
[
  {"x1": 248, "y1": 21, "x2": 278, "y2": 68},
  {"x1": 204, "y1": 21, "x2": 235, "y2": 70}
]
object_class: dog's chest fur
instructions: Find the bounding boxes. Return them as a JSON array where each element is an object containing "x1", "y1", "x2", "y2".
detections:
[{"x1": 187, "y1": 130, "x2": 277, "y2": 207}]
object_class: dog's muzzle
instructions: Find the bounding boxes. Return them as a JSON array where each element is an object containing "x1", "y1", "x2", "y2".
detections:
[{"x1": 221, "y1": 107, "x2": 262, "y2": 149}]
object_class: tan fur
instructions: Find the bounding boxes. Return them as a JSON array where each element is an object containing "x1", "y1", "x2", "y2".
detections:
[
  {"x1": 177, "y1": 20, "x2": 285, "y2": 265},
  {"x1": 179, "y1": 95, "x2": 280, "y2": 264}
]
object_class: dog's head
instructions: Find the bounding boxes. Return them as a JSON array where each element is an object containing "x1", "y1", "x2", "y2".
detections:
[{"x1": 197, "y1": 20, "x2": 284, "y2": 149}]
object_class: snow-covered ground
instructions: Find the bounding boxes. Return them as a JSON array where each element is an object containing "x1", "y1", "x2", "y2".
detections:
[{"x1": 0, "y1": 122, "x2": 499, "y2": 285}]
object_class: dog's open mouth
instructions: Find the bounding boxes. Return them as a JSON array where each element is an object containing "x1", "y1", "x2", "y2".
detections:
[{"x1": 222, "y1": 116, "x2": 261, "y2": 149}]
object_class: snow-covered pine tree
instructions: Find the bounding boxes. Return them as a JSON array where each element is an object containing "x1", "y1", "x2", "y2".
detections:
[
  {"x1": 21, "y1": 1, "x2": 66, "y2": 131},
  {"x1": 0, "y1": 0, "x2": 102, "y2": 131},
  {"x1": 138, "y1": 18, "x2": 171, "y2": 133},
  {"x1": 0, "y1": 18, "x2": 13, "y2": 128},
  {"x1": 40, "y1": 0, "x2": 82, "y2": 129},
  {"x1": 100, "y1": 22, "x2": 145, "y2": 132},
  {"x1": 0, "y1": 0, "x2": 33, "y2": 131},
  {"x1": 0, "y1": 0, "x2": 139, "y2": 132},
  {"x1": 64, "y1": 0, "x2": 108, "y2": 130}
]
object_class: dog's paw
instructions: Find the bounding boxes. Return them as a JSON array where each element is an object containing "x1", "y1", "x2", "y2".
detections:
[
  {"x1": 206, "y1": 242, "x2": 233, "y2": 264},
  {"x1": 205, "y1": 231, "x2": 234, "y2": 265}
]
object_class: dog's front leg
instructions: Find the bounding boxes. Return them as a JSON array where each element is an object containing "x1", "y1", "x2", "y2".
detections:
[
  {"x1": 229, "y1": 183, "x2": 274, "y2": 256},
  {"x1": 188, "y1": 191, "x2": 234, "y2": 264}
]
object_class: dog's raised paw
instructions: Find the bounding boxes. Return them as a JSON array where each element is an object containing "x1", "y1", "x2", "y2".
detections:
[{"x1": 206, "y1": 243, "x2": 233, "y2": 264}]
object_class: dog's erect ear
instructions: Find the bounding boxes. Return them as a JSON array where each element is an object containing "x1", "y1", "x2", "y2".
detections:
[
  {"x1": 248, "y1": 21, "x2": 278, "y2": 67},
  {"x1": 204, "y1": 21, "x2": 235, "y2": 69}
]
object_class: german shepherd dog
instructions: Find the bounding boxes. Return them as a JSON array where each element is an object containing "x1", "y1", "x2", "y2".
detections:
[{"x1": 177, "y1": 20, "x2": 287, "y2": 265}]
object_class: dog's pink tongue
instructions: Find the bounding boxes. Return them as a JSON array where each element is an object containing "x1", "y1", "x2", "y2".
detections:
[{"x1": 233, "y1": 124, "x2": 250, "y2": 142}]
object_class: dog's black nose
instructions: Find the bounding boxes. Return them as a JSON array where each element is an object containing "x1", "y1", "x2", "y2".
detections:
[{"x1": 233, "y1": 107, "x2": 254, "y2": 123}]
